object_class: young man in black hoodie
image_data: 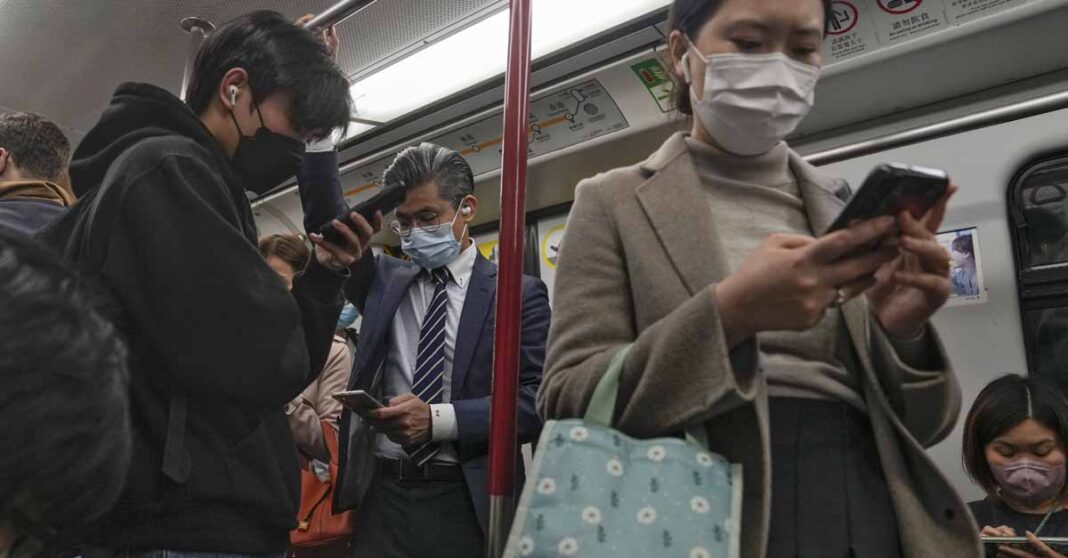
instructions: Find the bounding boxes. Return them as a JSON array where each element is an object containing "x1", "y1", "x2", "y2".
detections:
[{"x1": 38, "y1": 11, "x2": 378, "y2": 558}]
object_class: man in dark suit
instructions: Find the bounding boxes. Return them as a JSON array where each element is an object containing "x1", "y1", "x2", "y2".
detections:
[{"x1": 332, "y1": 143, "x2": 550, "y2": 557}]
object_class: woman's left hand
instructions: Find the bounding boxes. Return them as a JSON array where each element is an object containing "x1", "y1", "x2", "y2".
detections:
[
  {"x1": 996, "y1": 531, "x2": 1068, "y2": 558},
  {"x1": 867, "y1": 185, "x2": 957, "y2": 339}
]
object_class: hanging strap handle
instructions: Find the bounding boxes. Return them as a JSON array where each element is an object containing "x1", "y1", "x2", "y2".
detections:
[{"x1": 583, "y1": 344, "x2": 709, "y2": 449}]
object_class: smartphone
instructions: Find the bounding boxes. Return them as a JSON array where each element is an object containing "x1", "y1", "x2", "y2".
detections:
[
  {"x1": 824, "y1": 163, "x2": 950, "y2": 234},
  {"x1": 318, "y1": 184, "x2": 405, "y2": 245},
  {"x1": 981, "y1": 536, "x2": 1068, "y2": 545},
  {"x1": 332, "y1": 390, "x2": 385, "y2": 413}
]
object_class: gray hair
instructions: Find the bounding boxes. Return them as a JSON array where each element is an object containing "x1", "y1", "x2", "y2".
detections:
[{"x1": 383, "y1": 143, "x2": 474, "y2": 207}]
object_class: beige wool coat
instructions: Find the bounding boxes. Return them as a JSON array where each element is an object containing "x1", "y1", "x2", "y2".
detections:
[{"x1": 537, "y1": 132, "x2": 982, "y2": 557}]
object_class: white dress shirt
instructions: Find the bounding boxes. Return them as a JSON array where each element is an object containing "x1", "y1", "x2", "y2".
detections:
[{"x1": 374, "y1": 243, "x2": 477, "y2": 463}]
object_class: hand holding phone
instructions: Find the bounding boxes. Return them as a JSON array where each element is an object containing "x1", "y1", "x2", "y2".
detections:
[
  {"x1": 333, "y1": 390, "x2": 385, "y2": 415},
  {"x1": 319, "y1": 185, "x2": 404, "y2": 245},
  {"x1": 825, "y1": 163, "x2": 949, "y2": 235}
]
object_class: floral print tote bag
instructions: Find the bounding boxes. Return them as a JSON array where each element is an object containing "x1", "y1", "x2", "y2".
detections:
[{"x1": 504, "y1": 345, "x2": 742, "y2": 558}]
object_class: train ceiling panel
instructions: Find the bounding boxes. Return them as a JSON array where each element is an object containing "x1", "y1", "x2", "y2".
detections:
[{"x1": 0, "y1": 0, "x2": 502, "y2": 144}]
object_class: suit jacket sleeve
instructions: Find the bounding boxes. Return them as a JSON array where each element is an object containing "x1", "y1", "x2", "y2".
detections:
[
  {"x1": 452, "y1": 277, "x2": 550, "y2": 450},
  {"x1": 103, "y1": 151, "x2": 345, "y2": 407},
  {"x1": 537, "y1": 178, "x2": 761, "y2": 438}
]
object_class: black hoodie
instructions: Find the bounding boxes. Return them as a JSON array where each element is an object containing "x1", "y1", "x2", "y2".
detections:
[{"x1": 37, "y1": 83, "x2": 345, "y2": 553}]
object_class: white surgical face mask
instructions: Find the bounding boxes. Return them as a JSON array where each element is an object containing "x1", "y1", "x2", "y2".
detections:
[
  {"x1": 682, "y1": 39, "x2": 820, "y2": 156},
  {"x1": 401, "y1": 209, "x2": 467, "y2": 270}
]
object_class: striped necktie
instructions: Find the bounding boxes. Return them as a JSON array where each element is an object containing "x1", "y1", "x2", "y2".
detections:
[{"x1": 407, "y1": 266, "x2": 451, "y2": 465}]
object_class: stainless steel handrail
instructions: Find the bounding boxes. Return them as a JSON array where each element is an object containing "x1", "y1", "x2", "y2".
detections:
[
  {"x1": 178, "y1": 17, "x2": 215, "y2": 102},
  {"x1": 302, "y1": 0, "x2": 378, "y2": 30},
  {"x1": 804, "y1": 89, "x2": 1068, "y2": 166}
]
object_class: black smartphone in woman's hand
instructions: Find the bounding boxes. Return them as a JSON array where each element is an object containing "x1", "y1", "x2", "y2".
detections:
[{"x1": 824, "y1": 163, "x2": 949, "y2": 235}]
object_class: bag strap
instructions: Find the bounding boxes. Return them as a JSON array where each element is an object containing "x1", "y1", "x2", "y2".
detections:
[
  {"x1": 81, "y1": 178, "x2": 190, "y2": 484},
  {"x1": 584, "y1": 344, "x2": 709, "y2": 449},
  {"x1": 583, "y1": 345, "x2": 632, "y2": 426}
]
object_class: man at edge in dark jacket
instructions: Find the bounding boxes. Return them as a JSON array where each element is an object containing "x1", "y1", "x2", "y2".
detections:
[
  {"x1": 0, "y1": 112, "x2": 75, "y2": 236},
  {"x1": 37, "y1": 11, "x2": 378, "y2": 558}
]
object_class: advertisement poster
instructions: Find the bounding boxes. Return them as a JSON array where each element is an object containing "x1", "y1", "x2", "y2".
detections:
[
  {"x1": 824, "y1": 0, "x2": 881, "y2": 62},
  {"x1": 945, "y1": 0, "x2": 1031, "y2": 24},
  {"x1": 937, "y1": 227, "x2": 987, "y2": 306},
  {"x1": 867, "y1": 0, "x2": 949, "y2": 44},
  {"x1": 537, "y1": 215, "x2": 569, "y2": 305},
  {"x1": 473, "y1": 231, "x2": 500, "y2": 265}
]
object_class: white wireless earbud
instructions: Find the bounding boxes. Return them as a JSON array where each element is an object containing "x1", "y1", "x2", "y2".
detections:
[
  {"x1": 228, "y1": 85, "x2": 239, "y2": 107},
  {"x1": 461, "y1": 205, "x2": 472, "y2": 216}
]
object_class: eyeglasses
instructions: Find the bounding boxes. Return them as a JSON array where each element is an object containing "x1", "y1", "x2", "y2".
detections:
[{"x1": 388, "y1": 214, "x2": 451, "y2": 237}]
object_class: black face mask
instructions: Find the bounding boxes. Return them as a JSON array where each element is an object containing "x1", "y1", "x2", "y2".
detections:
[{"x1": 229, "y1": 105, "x2": 305, "y2": 195}]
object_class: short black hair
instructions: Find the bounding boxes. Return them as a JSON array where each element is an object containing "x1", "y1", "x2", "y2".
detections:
[
  {"x1": 667, "y1": 0, "x2": 833, "y2": 115},
  {"x1": 0, "y1": 112, "x2": 70, "y2": 182},
  {"x1": 383, "y1": 143, "x2": 474, "y2": 207},
  {"x1": 952, "y1": 234, "x2": 974, "y2": 256},
  {"x1": 0, "y1": 229, "x2": 130, "y2": 537},
  {"x1": 962, "y1": 374, "x2": 1068, "y2": 497},
  {"x1": 186, "y1": 10, "x2": 352, "y2": 139}
]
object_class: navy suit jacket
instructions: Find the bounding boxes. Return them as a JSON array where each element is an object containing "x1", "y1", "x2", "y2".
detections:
[{"x1": 334, "y1": 246, "x2": 550, "y2": 531}]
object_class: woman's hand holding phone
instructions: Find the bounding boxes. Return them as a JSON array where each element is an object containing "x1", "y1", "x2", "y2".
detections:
[
  {"x1": 714, "y1": 216, "x2": 898, "y2": 349},
  {"x1": 866, "y1": 185, "x2": 957, "y2": 340},
  {"x1": 982, "y1": 525, "x2": 1068, "y2": 558}
]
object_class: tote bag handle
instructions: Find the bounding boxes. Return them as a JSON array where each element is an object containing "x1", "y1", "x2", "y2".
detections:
[{"x1": 583, "y1": 344, "x2": 709, "y2": 449}]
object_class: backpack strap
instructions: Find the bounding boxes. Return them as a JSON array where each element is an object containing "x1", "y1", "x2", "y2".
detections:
[{"x1": 81, "y1": 178, "x2": 191, "y2": 484}]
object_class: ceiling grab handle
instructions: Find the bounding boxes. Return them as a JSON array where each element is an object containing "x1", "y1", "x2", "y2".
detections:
[
  {"x1": 178, "y1": 17, "x2": 216, "y2": 103},
  {"x1": 486, "y1": 0, "x2": 533, "y2": 556}
]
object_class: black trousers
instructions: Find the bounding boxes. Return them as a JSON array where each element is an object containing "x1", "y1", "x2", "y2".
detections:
[
  {"x1": 767, "y1": 398, "x2": 902, "y2": 558},
  {"x1": 351, "y1": 473, "x2": 485, "y2": 558}
]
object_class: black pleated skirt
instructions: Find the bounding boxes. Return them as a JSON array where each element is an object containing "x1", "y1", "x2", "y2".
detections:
[{"x1": 767, "y1": 398, "x2": 902, "y2": 558}]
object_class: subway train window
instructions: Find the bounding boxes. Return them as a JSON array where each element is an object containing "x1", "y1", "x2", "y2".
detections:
[{"x1": 1010, "y1": 153, "x2": 1068, "y2": 386}]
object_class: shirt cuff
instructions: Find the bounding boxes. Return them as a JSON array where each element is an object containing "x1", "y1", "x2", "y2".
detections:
[
  {"x1": 306, "y1": 136, "x2": 336, "y2": 153},
  {"x1": 430, "y1": 404, "x2": 459, "y2": 442}
]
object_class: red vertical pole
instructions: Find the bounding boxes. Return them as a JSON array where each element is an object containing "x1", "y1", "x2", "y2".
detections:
[{"x1": 486, "y1": 0, "x2": 532, "y2": 556}]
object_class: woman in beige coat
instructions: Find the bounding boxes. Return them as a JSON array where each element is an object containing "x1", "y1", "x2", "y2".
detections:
[{"x1": 537, "y1": 0, "x2": 981, "y2": 556}]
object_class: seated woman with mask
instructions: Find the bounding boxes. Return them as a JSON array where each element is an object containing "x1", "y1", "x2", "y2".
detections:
[{"x1": 965, "y1": 374, "x2": 1068, "y2": 558}]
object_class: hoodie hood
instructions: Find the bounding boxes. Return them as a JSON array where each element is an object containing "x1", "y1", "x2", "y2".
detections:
[{"x1": 70, "y1": 82, "x2": 236, "y2": 197}]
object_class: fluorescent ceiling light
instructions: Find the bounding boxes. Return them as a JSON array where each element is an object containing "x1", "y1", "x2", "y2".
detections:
[{"x1": 347, "y1": 0, "x2": 667, "y2": 137}]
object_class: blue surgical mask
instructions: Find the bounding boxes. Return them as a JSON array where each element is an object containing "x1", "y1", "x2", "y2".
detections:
[
  {"x1": 337, "y1": 303, "x2": 359, "y2": 329},
  {"x1": 401, "y1": 209, "x2": 467, "y2": 270}
]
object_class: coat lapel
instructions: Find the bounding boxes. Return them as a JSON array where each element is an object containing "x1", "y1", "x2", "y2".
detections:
[
  {"x1": 635, "y1": 133, "x2": 731, "y2": 294},
  {"x1": 354, "y1": 260, "x2": 421, "y2": 389},
  {"x1": 790, "y1": 153, "x2": 872, "y2": 361},
  {"x1": 452, "y1": 253, "x2": 496, "y2": 393}
]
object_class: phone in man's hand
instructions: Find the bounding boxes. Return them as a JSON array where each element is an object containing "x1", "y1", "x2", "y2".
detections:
[
  {"x1": 332, "y1": 390, "x2": 385, "y2": 414},
  {"x1": 318, "y1": 185, "x2": 405, "y2": 245}
]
